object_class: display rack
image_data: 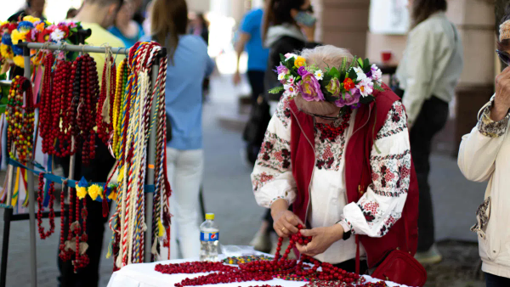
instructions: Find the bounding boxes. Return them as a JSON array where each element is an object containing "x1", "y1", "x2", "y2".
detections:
[{"x1": 0, "y1": 40, "x2": 166, "y2": 287}]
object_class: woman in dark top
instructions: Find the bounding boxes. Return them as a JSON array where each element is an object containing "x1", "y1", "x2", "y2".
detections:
[
  {"x1": 262, "y1": 0, "x2": 319, "y2": 103},
  {"x1": 250, "y1": 0, "x2": 320, "y2": 254}
]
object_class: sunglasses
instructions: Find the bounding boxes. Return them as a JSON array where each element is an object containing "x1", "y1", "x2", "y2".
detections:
[{"x1": 497, "y1": 49, "x2": 510, "y2": 65}]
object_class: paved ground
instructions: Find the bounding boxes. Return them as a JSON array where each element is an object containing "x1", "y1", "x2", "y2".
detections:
[{"x1": 0, "y1": 74, "x2": 489, "y2": 286}]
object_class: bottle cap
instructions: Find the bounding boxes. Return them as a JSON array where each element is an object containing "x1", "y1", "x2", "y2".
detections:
[{"x1": 205, "y1": 213, "x2": 215, "y2": 220}]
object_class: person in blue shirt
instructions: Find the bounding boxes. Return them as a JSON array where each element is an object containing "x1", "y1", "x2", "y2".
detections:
[
  {"x1": 234, "y1": 7, "x2": 271, "y2": 166},
  {"x1": 109, "y1": 0, "x2": 144, "y2": 48},
  {"x1": 233, "y1": 7, "x2": 270, "y2": 100},
  {"x1": 143, "y1": 0, "x2": 214, "y2": 260}
]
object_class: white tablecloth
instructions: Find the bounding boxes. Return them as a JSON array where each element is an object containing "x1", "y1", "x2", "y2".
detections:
[{"x1": 107, "y1": 256, "x2": 406, "y2": 287}]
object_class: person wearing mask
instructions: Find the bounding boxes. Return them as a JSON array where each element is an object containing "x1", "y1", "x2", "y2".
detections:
[
  {"x1": 250, "y1": 0, "x2": 319, "y2": 254},
  {"x1": 8, "y1": 0, "x2": 46, "y2": 22},
  {"x1": 143, "y1": 0, "x2": 214, "y2": 260},
  {"x1": 58, "y1": 1, "x2": 125, "y2": 286},
  {"x1": 109, "y1": 0, "x2": 145, "y2": 48},
  {"x1": 458, "y1": 12, "x2": 510, "y2": 287},
  {"x1": 233, "y1": 6, "x2": 270, "y2": 165},
  {"x1": 395, "y1": 0, "x2": 463, "y2": 264}
]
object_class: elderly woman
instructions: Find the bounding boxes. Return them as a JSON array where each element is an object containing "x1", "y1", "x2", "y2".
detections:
[
  {"x1": 458, "y1": 16, "x2": 510, "y2": 287},
  {"x1": 251, "y1": 45, "x2": 419, "y2": 274}
]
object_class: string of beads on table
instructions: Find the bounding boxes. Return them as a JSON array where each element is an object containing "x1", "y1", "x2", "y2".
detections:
[{"x1": 155, "y1": 225, "x2": 393, "y2": 287}]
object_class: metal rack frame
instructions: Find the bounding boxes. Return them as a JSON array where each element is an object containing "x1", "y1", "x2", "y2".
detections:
[{"x1": 0, "y1": 40, "x2": 166, "y2": 287}]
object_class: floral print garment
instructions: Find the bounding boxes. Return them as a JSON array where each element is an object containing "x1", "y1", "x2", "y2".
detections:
[
  {"x1": 251, "y1": 95, "x2": 411, "y2": 238},
  {"x1": 478, "y1": 97, "x2": 510, "y2": 138},
  {"x1": 341, "y1": 101, "x2": 411, "y2": 237}
]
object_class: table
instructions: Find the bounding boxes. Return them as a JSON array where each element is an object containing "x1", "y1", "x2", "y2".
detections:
[{"x1": 107, "y1": 257, "x2": 407, "y2": 287}]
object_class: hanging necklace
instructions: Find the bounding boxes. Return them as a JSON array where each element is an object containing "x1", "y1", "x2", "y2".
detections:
[{"x1": 36, "y1": 173, "x2": 55, "y2": 239}]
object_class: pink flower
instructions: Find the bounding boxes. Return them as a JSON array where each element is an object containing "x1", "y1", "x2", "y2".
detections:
[
  {"x1": 356, "y1": 77, "x2": 374, "y2": 97},
  {"x1": 335, "y1": 88, "x2": 361, "y2": 107},
  {"x1": 299, "y1": 71, "x2": 324, "y2": 102}
]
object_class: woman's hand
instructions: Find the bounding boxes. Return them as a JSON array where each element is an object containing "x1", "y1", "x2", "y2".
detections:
[
  {"x1": 492, "y1": 66, "x2": 510, "y2": 121},
  {"x1": 271, "y1": 199, "x2": 304, "y2": 238},
  {"x1": 296, "y1": 225, "x2": 344, "y2": 257}
]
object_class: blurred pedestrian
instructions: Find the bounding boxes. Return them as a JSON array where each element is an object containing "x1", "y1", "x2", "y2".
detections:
[
  {"x1": 395, "y1": 0, "x2": 463, "y2": 264},
  {"x1": 143, "y1": 0, "x2": 214, "y2": 260},
  {"x1": 8, "y1": 0, "x2": 46, "y2": 22},
  {"x1": 189, "y1": 13, "x2": 209, "y2": 45},
  {"x1": 109, "y1": 0, "x2": 145, "y2": 48},
  {"x1": 248, "y1": 0, "x2": 320, "y2": 254},
  {"x1": 458, "y1": 12, "x2": 510, "y2": 287},
  {"x1": 262, "y1": 0, "x2": 319, "y2": 108},
  {"x1": 66, "y1": 8, "x2": 79, "y2": 19},
  {"x1": 234, "y1": 5, "x2": 270, "y2": 166},
  {"x1": 58, "y1": 1, "x2": 125, "y2": 286}
]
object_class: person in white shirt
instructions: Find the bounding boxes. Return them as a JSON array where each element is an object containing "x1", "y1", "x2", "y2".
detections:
[
  {"x1": 458, "y1": 15, "x2": 510, "y2": 287},
  {"x1": 396, "y1": 0, "x2": 463, "y2": 264}
]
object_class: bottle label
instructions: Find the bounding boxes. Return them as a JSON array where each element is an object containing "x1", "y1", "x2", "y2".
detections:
[{"x1": 201, "y1": 231, "x2": 219, "y2": 242}]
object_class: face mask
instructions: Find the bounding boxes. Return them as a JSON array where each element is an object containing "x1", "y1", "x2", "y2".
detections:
[{"x1": 294, "y1": 10, "x2": 316, "y2": 27}]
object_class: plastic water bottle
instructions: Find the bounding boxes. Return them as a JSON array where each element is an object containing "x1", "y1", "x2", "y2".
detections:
[{"x1": 200, "y1": 213, "x2": 219, "y2": 261}]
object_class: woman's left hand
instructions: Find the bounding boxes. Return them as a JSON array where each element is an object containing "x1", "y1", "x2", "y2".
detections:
[{"x1": 296, "y1": 225, "x2": 344, "y2": 257}]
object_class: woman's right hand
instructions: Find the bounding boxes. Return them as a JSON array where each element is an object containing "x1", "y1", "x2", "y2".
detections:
[
  {"x1": 492, "y1": 66, "x2": 510, "y2": 121},
  {"x1": 271, "y1": 199, "x2": 304, "y2": 238}
]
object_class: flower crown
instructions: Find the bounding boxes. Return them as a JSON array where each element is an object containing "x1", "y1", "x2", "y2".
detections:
[{"x1": 269, "y1": 53, "x2": 384, "y2": 111}]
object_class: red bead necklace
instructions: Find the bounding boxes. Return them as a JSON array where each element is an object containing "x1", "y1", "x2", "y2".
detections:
[
  {"x1": 316, "y1": 109, "x2": 352, "y2": 143},
  {"x1": 96, "y1": 55, "x2": 116, "y2": 145},
  {"x1": 36, "y1": 173, "x2": 55, "y2": 239},
  {"x1": 155, "y1": 224, "x2": 365, "y2": 286}
]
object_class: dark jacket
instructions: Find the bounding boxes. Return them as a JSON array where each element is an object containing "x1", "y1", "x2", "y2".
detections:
[{"x1": 264, "y1": 31, "x2": 319, "y2": 102}]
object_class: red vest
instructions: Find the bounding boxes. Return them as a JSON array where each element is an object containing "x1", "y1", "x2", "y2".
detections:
[{"x1": 288, "y1": 85, "x2": 419, "y2": 268}]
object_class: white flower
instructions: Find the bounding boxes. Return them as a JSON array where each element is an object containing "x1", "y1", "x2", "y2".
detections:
[
  {"x1": 278, "y1": 73, "x2": 286, "y2": 81},
  {"x1": 356, "y1": 77, "x2": 374, "y2": 97},
  {"x1": 370, "y1": 64, "x2": 383, "y2": 85},
  {"x1": 287, "y1": 76, "x2": 295, "y2": 85},
  {"x1": 285, "y1": 53, "x2": 298, "y2": 59},
  {"x1": 50, "y1": 28, "x2": 65, "y2": 42},
  {"x1": 314, "y1": 69, "x2": 324, "y2": 80},
  {"x1": 284, "y1": 84, "x2": 298, "y2": 96},
  {"x1": 353, "y1": 67, "x2": 367, "y2": 80}
]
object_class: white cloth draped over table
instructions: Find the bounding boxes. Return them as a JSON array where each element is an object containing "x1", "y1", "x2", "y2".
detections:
[{"x1": 107, "y1": 257, "x2": 408, "y2": 287}]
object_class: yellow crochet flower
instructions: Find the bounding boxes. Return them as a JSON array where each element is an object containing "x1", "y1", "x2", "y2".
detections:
[
  {"x1": 0, "y1": 44, "x2": 13, "y2": 60},
  {"x1": 108, "y1": 190, "x2": 118, "y2": 201},
  {"x1": 23, "y1": 16, "x2": 41, "y2": 23},
  {"x1": 76, "y1": 186, "x2": 88, "y2": 199},
  {"x1": 11, "y1": 30, "x2": 28, "y2": 44},
  {"x1": 13, "y1": 55, "x2": 24, "y2": 68},
  {"x1": 88, "y1": 184, "x2": 103, "y2": 201},
  {"x1": 294, "y1": 56, "x2": 306, "y2": 68}
]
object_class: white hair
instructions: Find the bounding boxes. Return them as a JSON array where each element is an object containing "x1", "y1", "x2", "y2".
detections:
[{"x1": 295, "y1": 45, "x2": 353, "y2": 115}]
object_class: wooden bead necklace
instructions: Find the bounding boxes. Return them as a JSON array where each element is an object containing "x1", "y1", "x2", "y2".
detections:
[
  {"x1": 6, "y1": 76, "x2": 35, "y2": 163},
  {"x1": 36, "y1": 173, "x2": 55, "y2": 239}
]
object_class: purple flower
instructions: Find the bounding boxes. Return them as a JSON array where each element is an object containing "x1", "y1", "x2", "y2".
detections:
[
  {"x1": 335, "y1": 89, "x2": 361, "y2": 107},
  {"x1": 276, "y1": 63, "x2": 288, "y2": 75},
  {"x1": 297, "y1": 66, "x2": 308, "y2": 76},
  {"x1": 299, "y1": 71, "x2": 325, "y2": 102}
]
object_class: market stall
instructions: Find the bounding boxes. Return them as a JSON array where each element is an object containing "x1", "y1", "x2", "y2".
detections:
[{"x1": 0, "y1": 17, "x2": 171, "y2": 287}]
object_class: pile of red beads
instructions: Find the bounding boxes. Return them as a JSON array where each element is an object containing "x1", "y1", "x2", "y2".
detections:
[
  {"x1": 155, "y1": 261, "x2": 237, "y2": 274},
  {"x1": 155, "y1": 224, "x2": 371, "y2": 286}
]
